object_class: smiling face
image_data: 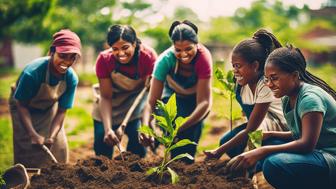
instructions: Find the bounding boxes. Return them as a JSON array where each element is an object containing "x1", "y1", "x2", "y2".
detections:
[
  {"x1": 111, "y1": 39, "x2": 136, "y2": 64},
  {"x1": 52, "y1": 52, "x2": 78, "y2": 74},
  {"x1": 264, "y1": 62, "x2": 298, "y2": 98},
  {"x1": 173, "y1": 40, "x2": 197, "y2": 64},
  {"x1": 231, "y1": 53, "x2": 260, "y2": 86}
]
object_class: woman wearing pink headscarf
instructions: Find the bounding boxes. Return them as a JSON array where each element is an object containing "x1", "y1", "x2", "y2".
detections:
[{"x1": 9, "y1": 29, "x2": 81, "y2": 168}]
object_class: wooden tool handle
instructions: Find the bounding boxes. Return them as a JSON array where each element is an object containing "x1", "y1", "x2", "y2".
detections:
[
  {"x1": 120, "y1": 86, "x2": 148, "y2": 128},
  {"x1": 42, "y1": 145, "x2": 58, "y2": 163}
]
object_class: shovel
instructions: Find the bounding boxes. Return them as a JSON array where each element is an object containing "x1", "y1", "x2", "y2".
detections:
[
  {"x1": 1, "y1": 145, "x2": 58, "y2": 189},
  {"x1": 1, "y1": 164, "x2": 30, "y2": 189}
]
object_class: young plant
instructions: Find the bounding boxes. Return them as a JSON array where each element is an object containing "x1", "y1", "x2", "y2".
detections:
[
  {"x1": 214, "y1": 67, "x2": 237, "y2": 131},
  {"x1": 247, "y1": 130, "x2": 263, "y2": 150},
  {"x1": 0, "y1": 173, "x2": 5, "y2": 187},
  {"x1": 138, "y1": 93, "x2": 196, "y2": 184}
]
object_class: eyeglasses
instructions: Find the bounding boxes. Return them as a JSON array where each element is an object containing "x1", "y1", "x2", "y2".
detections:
[{"x1": 263, "y1": 76, "x2": 279, "y2": 85}]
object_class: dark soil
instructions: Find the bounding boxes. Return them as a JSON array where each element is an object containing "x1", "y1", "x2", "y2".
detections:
[{"x1": 29, "y1": 152, "x2": 253, "y2": 189}]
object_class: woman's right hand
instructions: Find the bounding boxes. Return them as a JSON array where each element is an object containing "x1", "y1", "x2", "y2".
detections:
[
  {"x1": 104, "y1": 129, "x2": 120, "y2": 146},
  {"x1": 139, "y1": 133, "x2": 154, "y2": 147},
  {"x1": 203, "y1": 149, "x2": 221, "y2": 160},
  {"x1": 31, "y1": 133, "x2": 45, "y2": 146}
]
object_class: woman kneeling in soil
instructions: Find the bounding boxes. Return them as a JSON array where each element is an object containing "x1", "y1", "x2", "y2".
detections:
[
  {"x1": 10, "y1": 29, "x2": 81, "y2": 167},
  {"x1": 141, "y1": 20, "x2": 213, "y2": 164},
  {"x1": 227, "y1": 45, "x2": 336, "y2": 189},
  {"x1": 92, "y1": 25, "x2": 157, "y2": 158},
  {"x1": 204, "y1": 29, "x2": 288, "y2": 161}
]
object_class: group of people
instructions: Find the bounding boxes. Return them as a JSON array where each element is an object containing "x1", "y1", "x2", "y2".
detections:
[{"x1": 9, "y1": 20, "x2": 336, "y2": 188}]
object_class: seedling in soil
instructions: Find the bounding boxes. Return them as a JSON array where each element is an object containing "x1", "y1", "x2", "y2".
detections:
[
  {"x1": 214, "y1": 68, "x2": 239, "y2": 131},
  {"x1": 139, "y1": 93, "x2": 197, "y2": 184},
  {"x1": 247, "y1": 130, "x2": 263, "y2": 150},
  {"x1": 0, "y1": 173, "x2": 5, "y2": 188}
]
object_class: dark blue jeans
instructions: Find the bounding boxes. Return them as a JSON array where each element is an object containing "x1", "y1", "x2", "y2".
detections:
[
  {"x1": 263, "y1": 151, "x2": 331, "y2": 189},
  {"x1": 219, "y1": 122, "x2": 247, "y2": 158},
  {"x1": 256, "y1": 138, "x2": 332, "y2": 189},
  {"x1": 93, "y1": 119, "x2": 146, "y2": 159}
]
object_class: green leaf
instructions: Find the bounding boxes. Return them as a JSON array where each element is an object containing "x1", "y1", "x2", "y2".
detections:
[
  {"x1": 153, "y1": 114, "x2": 173, "y2": 134},
  {"x1": 167, "y1": 167, "x2": 179, "y2": 184},
  {"x1": 166, "y1": 93, "x2": 177, "y2": 121},
  {"x1": 138, "y1": 125, "x2": 155, "y2": 137},
  {"x1": 169, "y1": 139, "x2": 197, "y2": 151},
  {"x1": 215, "y1": 68, "x2": 225, "y2": 80},
  {"x1": 226, "y1": 70, "x2": 235, "y2": 83},
  {"x1": 146, "y1": 167, "x2": 159, "y2": 175},
  {"x1": 174, "y1": 116, "x2": 188, "y2": 134},
  {"x1": 248, "y1": 130, "x2": 263, "y2": 149},
  {"x1": 166, "y1": 153, "x2": 194, "y2": 167},
  {"x1": 155, "y1": 136, "x2": 170, "y2": 147}
]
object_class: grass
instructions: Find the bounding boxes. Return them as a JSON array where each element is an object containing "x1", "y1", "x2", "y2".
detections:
[
  {"x1": 0, "y1": 116, "x2": 13, "y2": 173},
  {"x1": 0, "y1": 68, "x2": 19, "y2": 99}
]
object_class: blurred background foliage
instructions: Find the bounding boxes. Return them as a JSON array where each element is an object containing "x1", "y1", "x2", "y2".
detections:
[{"x1": 1, "y1": 0, "x2": 336, "y2": 61}]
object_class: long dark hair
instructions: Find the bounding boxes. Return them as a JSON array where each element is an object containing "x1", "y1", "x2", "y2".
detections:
[
  {"x1": 266, "y1": 45, "x2": 336, "y2": 100},
  {"x1": 233, "y1": 29, "x2": 282, "y2": 74},
  {"x1": 107, "y1": 24, "x2": 141, "y2": 55},
  {"x1": 168, "y1": 20, "x2": 198, "y2": 44}
]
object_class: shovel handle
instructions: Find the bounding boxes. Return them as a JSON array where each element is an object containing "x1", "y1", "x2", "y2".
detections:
[{"x1": 42, "y1": 145, "x2": 58, "y2": 164}]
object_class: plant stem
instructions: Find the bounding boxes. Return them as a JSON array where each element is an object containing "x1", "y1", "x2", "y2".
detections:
[{"x1": 230, "y1": 92, "x2": 233, "y2": 132}]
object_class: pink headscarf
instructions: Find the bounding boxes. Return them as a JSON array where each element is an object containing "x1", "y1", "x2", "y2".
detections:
[{"x1": 51, "y1": 29, "x2": 81, "y2": 56}]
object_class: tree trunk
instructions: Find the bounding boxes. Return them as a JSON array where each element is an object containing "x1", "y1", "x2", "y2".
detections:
[{"x1": 0, "y1": 37, "x2": 14, "y2": 68}]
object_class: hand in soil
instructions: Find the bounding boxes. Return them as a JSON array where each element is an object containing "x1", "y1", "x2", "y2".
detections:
[
  {"x1": 227, "y1": 148, "x2": 263, "y2": 171},
  {"x1": 104, "y1": 129, "x2": 120, "y2": 146},
  {"x1": 203, "y1": 149, "x2": 221, "y2": 160},
  {"x1": 31, "y1": 133, "x2": 45, "y2": 146},
  {"x1": 139, "y1": 133, "x2": 154, "y2": 148}
]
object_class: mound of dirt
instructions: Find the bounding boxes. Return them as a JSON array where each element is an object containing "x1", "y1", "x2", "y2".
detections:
[{"x1": 29, "y1": 152, "x2": 253, "y2": 189}]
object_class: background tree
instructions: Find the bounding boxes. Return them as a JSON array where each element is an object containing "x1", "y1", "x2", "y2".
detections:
[{"x1": 0, "y1": 0, "x2": 52, "y2": 67}]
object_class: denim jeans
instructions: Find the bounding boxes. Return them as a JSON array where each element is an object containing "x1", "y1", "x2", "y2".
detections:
[
  {"x1": 259, "y1": 138, "x2": 331, "y2": 189},
  {"x1": 219, "y1": 122, "x2": 247, "y2": 158},
  {"x1": 93, "y1": 119, "x2": 146, "y2": 159}
]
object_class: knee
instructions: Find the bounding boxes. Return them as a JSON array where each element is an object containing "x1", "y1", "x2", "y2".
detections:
[{"x1": 263, "y1": 156, "x2": 288, "y2": 188}]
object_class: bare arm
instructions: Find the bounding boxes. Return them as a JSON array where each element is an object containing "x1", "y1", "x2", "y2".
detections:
[
  {"x1": 140, "y1": 78, "x2": 163, "y2": 146},
  {"x1": 142, "y1": 78, "x2": 164, "y2": 127},
  {"x1": 263, "y1": 131, "x2": 293, "y2": 140},
  {"x1": 228, "y1": 112, "x2": 323, "y2": 170},
  {"x1": 178, "y1": 78, "x2": 212, "y2": 132},
  {"x1": 215, "y1": 102, "x2": 270, "y2": 157},
  {"x1": 98, "y1": 78, "x2": 120, "y2": 146},
  {"x1": 47, "y1": 108, "x2": 66, "y2": 141}
]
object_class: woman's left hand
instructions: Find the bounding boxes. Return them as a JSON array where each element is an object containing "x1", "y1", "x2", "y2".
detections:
[
  {"x1": 44, "y1": 137, "x2": 55, "y2": 148},
  {"x1": 227, "y1": 148, "x2": 264, "y2": 171},
  {"x1": 115, "y1": 126, "x2": 125, "y2": 141}
]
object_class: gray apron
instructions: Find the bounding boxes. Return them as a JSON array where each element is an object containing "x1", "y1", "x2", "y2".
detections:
[
  {"x1": 9, "y1": 63, "x2": 68, "y2": 168},
  {"x1": 92, "y1": 64, "x2": 147, "y2": 126}
]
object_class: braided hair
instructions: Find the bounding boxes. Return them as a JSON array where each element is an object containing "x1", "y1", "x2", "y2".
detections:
[
  {"x1": 232, "y1": 29, "x2": 282, "y2": 74},
  {"x1": 168, "y1": 20, "x2": 198, "y2": 44},
  {"x1": 266, "y1": 45, "x2": 336, "y2": 100}
]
